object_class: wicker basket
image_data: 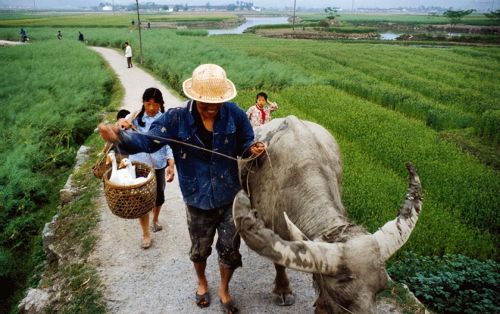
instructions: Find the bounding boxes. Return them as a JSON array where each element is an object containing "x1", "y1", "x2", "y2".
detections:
[{"x1": 103, "y1": 162, "x2": 157, "y2": 219}]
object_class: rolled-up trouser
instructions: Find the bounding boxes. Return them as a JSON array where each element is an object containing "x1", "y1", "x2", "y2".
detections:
[{"x1": 186, "y1": 204, "x2": 242, "y2": 269}]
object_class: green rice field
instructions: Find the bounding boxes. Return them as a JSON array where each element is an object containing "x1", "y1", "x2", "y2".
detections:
[
  {"x1": 298, "y1": 12, "x2": 499, "y2": 26},
  {"x1": 78, "y1": 27, "x2": 500, "y2": 259},
  {"x1": 0, "y1": 15, "x2": 498, "y2": 312},
  {"x1": 1, "y1": 26, "x2": 496, "y2": 260},
  {"x1": 0, "y1": 11, "x2": 239, "y2": 27},
  {"x1": 0, "y1": 37, "x2": 115, "y2": 312}
]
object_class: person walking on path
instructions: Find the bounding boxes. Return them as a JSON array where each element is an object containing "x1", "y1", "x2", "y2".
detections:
[
  {"x1": 127, "y1": 88, "x2": 175, "y2": 249},
  {"x1": 246, "y1": 91, "x2": 279, "y2": 128},
  {"x1": 56, "y1": 30, "x2": 62, "y2": 40},
  {"x1": 19, "y1": 28, "x2": 28, "y2": 42},
  {"x1": 78, "y1": 31, "x2": 84, "y2": 42},
  {"x1": 99, "y1": 63, "x2": 265, "y2": 314},
  {"x1": 124, "y1": 42, "x2": 133, "y2": 68}
]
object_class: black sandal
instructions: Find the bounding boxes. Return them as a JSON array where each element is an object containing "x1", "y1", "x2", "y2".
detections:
[
  {"x1": 220, "y1": 299, "x2": 239, "y2": 314},
  {"x1": 195, "y1": 292, "x2": 210, "y2": 308}
]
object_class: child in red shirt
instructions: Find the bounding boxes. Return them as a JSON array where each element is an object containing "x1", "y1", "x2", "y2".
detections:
[{"x1": 246, "y1": 92, "x2": 279, "y2": 128}]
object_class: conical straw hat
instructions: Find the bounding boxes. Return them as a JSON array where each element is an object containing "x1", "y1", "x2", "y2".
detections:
[{"x1": 182, "y1": 64, "x2": 237, "y2": 103}]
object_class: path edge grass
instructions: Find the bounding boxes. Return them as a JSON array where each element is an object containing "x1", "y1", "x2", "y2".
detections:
[{"x1": 24, "y1": 70, "x2": 124, "y2": 314}]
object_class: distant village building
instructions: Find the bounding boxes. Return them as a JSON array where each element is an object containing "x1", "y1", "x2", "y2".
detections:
[{"x1": 102, "y1": 5, "x2": 113, "y2": 11}]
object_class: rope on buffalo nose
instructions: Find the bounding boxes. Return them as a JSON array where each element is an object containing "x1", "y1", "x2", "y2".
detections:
[{"x1": 238, "y1": 148, "x2": 285, "y2": 241}]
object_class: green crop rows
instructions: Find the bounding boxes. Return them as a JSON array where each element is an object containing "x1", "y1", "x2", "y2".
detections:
[
  {"x1": 82, "y1": 27, "x2": 500, "y2": 259},
  {"x1": 1, "y1": 26, "x2": 497, "y2": 260},
  {"x1": 0, "y1": 21, "x2": 498, "y2": 313},
  {"x1": 0, "y1": 38, "x2": 115, "y2": 312}
]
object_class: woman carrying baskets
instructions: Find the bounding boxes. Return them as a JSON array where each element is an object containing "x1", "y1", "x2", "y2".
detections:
[
  {"x1": 127, "y1": 88, "x2": 175, "y2": 249},
  {"x1": 99, "y1": 64, "x2": 265, "y2": 314}
]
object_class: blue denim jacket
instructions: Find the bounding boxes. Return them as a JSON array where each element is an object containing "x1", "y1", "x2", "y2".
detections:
[{"x1": 118, "y1": 100, "x2": 255, "y2": 210}]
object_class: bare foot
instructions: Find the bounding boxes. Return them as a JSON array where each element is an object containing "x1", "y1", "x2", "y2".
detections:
[
  {"x1": 197, "y1": 278, "x2": 208, "y2": 295},
  {"x1": 219, "y1": 288, "x2": 232, "y2": 304},
  {"x1": 141, "y1": 236, "x2": 152, "y2": 249}
]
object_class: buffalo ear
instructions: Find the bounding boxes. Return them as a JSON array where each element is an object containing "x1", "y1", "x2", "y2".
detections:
[{"x1": 284, "y1": 212, "x2": 308, "y2": 241}]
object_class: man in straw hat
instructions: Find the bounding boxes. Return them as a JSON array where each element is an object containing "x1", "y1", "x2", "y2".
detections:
[{"x1": 99, "y1": 64, "x2": 265, "y2": 313}]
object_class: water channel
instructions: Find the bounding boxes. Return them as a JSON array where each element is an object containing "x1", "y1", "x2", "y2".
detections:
[
  {"x1": 207, "y1": 16, "x2": 465, "y2": 40},
  {"x1": 379, "y1": 32, "x2": 400, "y2": 40},
  {"x1": 207, "y1": 16, "x2": 289, "y2": 35}
]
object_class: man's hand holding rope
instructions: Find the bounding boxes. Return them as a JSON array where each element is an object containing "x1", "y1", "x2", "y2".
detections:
[{"x1": 249, "y1": 141, "x2": 266, "y2": 157}]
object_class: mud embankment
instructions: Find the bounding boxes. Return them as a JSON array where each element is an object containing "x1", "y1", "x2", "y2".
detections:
[{"x1": 148, "y1": 17, "x2": 244, "y2": 29}]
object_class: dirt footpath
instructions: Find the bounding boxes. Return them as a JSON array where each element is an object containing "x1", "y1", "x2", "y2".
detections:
[
  {"x1": 0, "y1": 39, "x2": 25, "y2": 46},
  {"x1": 89, "y1": 47, "x2": 401, "y2": 314}
]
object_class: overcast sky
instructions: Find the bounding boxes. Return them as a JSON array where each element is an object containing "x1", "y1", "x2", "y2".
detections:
[{"x1": 2, "y1": 0, "x2": 498, "y2": 10}]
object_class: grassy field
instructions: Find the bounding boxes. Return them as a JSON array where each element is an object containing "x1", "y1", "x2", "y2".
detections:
[
  {"x1": 85, "y1": 27, "x2": 498, "y2": 312},
  {"x1": 298, "y1": 12, "x2": 499, "y2": 26},
  {"x1": 0, "y1": 11, "x2": 240, "y2": 27},
  {"x1": 0, "y1": 38, "x2": 115, "y2": 313},
  {"x1": 43, "y1": 27, "x2": 497, "y2": 261},
  {"x1": 0, "y1": 20, "x2": 498, "y2": 312},
  {"x1": 2, "y1": 11, "x2": 496, "y2": 28}
]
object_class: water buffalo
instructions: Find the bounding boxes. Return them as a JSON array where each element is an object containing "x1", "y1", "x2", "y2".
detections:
[{"x1": 233, "y1": 116, "x2": 422, "y2": 313}]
